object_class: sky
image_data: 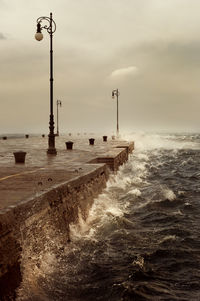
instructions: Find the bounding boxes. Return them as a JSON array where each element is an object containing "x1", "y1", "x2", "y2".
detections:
[{"x1": 0, "y1": 0, "x2": 200, "y2": 134}]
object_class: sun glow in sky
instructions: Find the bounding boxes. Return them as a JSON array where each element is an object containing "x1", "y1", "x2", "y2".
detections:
[{"x1": 0, "y1": 0, "x2": 200, "y2": 133}]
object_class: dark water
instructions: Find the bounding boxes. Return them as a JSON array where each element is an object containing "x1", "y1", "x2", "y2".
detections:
[{"x1": 16, "y1": 133, "x2": 200, "y2": 301}]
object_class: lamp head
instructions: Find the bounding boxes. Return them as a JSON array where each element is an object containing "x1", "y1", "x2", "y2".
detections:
[{"x1": 35, "y1": 22, "x2": 43, "y2": 41}]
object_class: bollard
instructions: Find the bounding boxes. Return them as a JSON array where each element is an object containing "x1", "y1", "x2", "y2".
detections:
[
  {"x1": 2, "y1": 136, "x2": 7, "y2": 140},
  {"x1": 103, "y1": 136, "x2": 107, "y2": 142},
  {"x1": 25, "y1": 134, "x2": 29, "y2": 139},
  {"x1": 13, "y1": 151, "x2": 27, "y2": 164},
  {"x1": 89, "y1": 138, "x2": 95, "y2": 145},
  {"x1": 65, "y1": 141, "x2": 74, "y2": 150},
  {"x1": 112, "y1": 135, "x2": 115, "y2": 140},
  {"x1": 42, "y1": 134, "x2": 45, "y2": 138}
]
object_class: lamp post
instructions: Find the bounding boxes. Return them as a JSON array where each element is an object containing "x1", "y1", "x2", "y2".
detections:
[
  {"x1": 56, "y1": 99, "x2": 62, "y2": 136},
  {"x1": 112, "y1": 89, "x2": 120, "y2": 138},
  {"x1": 35, "y1": 12, "x2": 57, "y2": 155}
]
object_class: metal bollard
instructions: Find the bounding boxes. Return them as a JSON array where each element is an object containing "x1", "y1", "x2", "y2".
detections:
[
  {"x1": 25, "y1": 134, "x2": 29, "y2": 139},
  {"x1": 103, "y1": 136, "x2": 107, "y2": 142},
  {"x1": 65, "y1": 141, "x2": 74, "y2": 150},
  {"x1": 89, "y1": 138, "x2": 95, "y2": 145},
  {"x1": 13, "y1": 151, "x2": 27, "y2": 164}
]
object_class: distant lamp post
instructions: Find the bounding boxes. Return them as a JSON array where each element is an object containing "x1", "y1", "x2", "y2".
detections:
[
  {"x1": 35, "y1": 12, "x2": 57, "y2": 155},
  {"x1": 56, "y1": 99, "x2": 62, "y2": 136},
  {"x1": 112, "y1": 89, "x2": 120, "y2": 138}
]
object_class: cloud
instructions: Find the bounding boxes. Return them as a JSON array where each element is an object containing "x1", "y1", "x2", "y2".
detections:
[
  {"x1": 0, "y1": 32, "x2": 6, "y2": 40},
  {"x1": 110, "y1": 66, "x2": 138, "y2": 79}
]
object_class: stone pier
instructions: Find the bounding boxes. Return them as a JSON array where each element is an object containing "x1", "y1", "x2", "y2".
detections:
[{"x1": 0, "y1": 136, "x2": 134, "y2": 298}]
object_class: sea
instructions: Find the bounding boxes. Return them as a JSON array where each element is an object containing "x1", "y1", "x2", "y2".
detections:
[{"x1": 1, "y1": 133, "x2": 200, "y2": 301}]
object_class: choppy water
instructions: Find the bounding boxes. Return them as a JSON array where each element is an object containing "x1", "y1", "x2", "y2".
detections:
[{"x1": 12, "y1": 133, "x2": 200, "y2": 300}]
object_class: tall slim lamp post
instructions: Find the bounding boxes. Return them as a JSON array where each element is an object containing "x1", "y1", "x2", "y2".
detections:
[
  {"x1": 35, "y1": 12, "x2": 57, "y2": 155},
  {"x1": 56, "y1": 99, "x2": 62, "y2": 136},
  {"x1": 112, "y1": 89, "x2": 120, "y2": 138}
]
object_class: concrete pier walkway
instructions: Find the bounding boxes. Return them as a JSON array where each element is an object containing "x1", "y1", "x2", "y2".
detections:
[{"x1": 0, "y1": 135, "x2": 134, "y2": 211}]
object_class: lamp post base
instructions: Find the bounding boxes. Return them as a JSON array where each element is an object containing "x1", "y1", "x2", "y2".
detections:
[
  {"x1": 47, "y1": 134, "x2": 57, "y2": 155},
  {"x1": 47, "y1": 148, "x2": 57, "y2": 155},
  {"x1": 47, "y1": 115, "x2": 57, "y2": 155}
]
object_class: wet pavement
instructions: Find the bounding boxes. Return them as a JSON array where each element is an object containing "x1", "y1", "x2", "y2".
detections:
[{"x1": 0, "y1": 135, "x2": 132, "y2": 210}]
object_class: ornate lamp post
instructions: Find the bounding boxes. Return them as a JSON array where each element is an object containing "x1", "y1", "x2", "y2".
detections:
[
  {"x1": 35, "y1": 12, "x2": 57, "y2": 155},
  {"x1": 112, "y1": 89, "x2": 120, "y2": 138},
  {"x1": 56, "y1": 99, "x2": 62, "y2": 136}
]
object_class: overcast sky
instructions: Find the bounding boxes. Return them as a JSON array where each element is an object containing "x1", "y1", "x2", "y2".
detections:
[{"x1": 0, "y1": 0, "x2": 200, "y2": 134}]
